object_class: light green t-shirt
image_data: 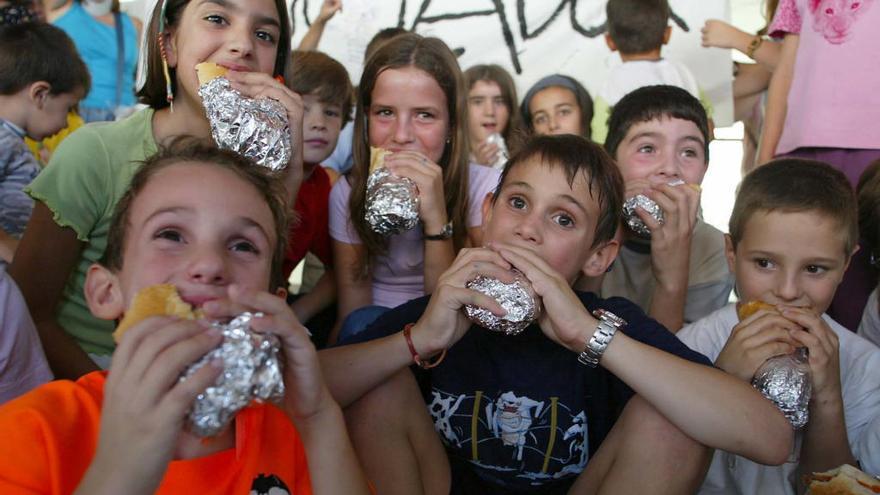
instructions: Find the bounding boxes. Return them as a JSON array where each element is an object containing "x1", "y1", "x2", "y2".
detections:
[{"x1": 26, "y1": 108, "x2": 157, "y2": 355}]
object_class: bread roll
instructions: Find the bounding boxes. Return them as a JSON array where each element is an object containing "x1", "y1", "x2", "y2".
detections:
[
  {"x1": 737, "y1": 300, "x2": 777, "y2": 321},
  {"x1": 113, "y1": 284, "x2": 201, "y2": 343},
  {"x1": 195, "y1": 62, "x2": 228, "y2": 85},
  {"x1": 807, "y1": 464, "x2": 880, "y2": 494},
  {"x1": 369, "y1": 146, "x2": 390, "y2": 174}
]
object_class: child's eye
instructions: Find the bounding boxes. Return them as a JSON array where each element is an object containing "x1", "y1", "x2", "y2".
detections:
[
  {"x1": 155, "y1": 228, "x2": 183, "y2": 243},
  {"x1": 325, "y1": 108, "x2": 341, "y2": 118},
  {"x1": 553, "y1": 213, "x2": 575, "y2": 228},
  {"x1": 637, "y1": 144, "x2": 655, "y2": 153},
  {"x1": 230, "y1": 239, "x2": 259, "y2": 254},
  {"x1": 533, "y1": 115, "x2": 547, "y2": 125},
  {"x1": 204, "y1": 14, "x2": 227, "y2": 25},
  {"x1": 374, "y1": 108, "x2": 393, "y2": 118},
  {"x1": 255, "y1": 30, "x2": 276, "y2": 43},
  {"x1": 805, "y1": 264, "x2": 827, "y2": 274},
  {"x1": 416, "y1": 111, "x2": 435, "y2": 121},
  {"x1": 558, "y1": 108, "x2": 571, "y2": 116},
  {"x1": 508, "y1": 196, "x2": 526, "y2": 210},
  {"x1": 755, "y1": 258, "x2": 774, "y2": 269},
  {"x1": 681, "y1": 148, "x2": 699, "y2": 158}
]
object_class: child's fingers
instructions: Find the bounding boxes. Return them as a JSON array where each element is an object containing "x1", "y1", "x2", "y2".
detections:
[
  {"x1": 159, "y1": 357, "x2": 224, "y2": 419},
  {"x1": 446, "y1": 247, "x2": 512, "y2": 277},
  {"x1": 138, "y1": 326, "x2": 224, "y2": 403},
  {"x1": 440, "y1": 285, "x2": 506, "y2": 316}
]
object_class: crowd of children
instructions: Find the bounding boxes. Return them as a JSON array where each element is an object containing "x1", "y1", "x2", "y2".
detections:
[{"x1": 0, "y1": 0, "x2": 877, "y2": 493}]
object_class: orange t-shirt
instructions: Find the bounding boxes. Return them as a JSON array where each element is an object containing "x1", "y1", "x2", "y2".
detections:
[{"x1": 0, "y1": 372, "x2": 313, "y2": 494}]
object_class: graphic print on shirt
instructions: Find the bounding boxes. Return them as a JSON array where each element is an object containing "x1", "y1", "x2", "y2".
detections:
[
  {"x1": 250, "y1": 473, "x2": 291, "y2": 495},
  {"x1": 428, "y1": 388, "x2": 589, "y2": 487},
  {"x1": 808, "y1": 0, "x2": 874, "y2": 44}
]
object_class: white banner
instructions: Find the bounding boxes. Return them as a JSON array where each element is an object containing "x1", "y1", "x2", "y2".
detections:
[{"x1": 290, "y1": 0, "x2": 734, "y2": 126}]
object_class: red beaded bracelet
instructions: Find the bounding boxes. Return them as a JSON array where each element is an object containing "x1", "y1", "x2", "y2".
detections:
[{"x1": 403, "y1": 323, "x2": 446, "y2": 369}]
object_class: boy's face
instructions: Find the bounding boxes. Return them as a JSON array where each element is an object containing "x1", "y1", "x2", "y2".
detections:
[
  {"x1": 302, "y1": 93, "x2": 344, "y2": 165},
  {"x1": 101, "y1": 162, "x2": 277, "y2": 314},
  {"x1": 481, "y1": 158, "x2": 611, "y2": 284},
  {"x1": 614, "y1": 116, "x2": 707, "y2": 187},
  {"x1": 26, "y1": 88, "x2": 82, "y2": 140},
  {"x1": 728, "y1": 210, "x2": 851, "y2": 314},
  {"x1": 529, "y1": 86, "x2": 583, "y2": 137}
]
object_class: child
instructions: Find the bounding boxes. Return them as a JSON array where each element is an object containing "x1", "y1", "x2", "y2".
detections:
[
  {"x1": 0, "y1": 140, "x2": 370, "y2": 494},
  {"x1": 283, "y1": 50, "x2": 352, "y2": 343},
  {"x1": 520, "y1": 73, "x2": 593, "y2": 139},
  {"x1": 677, "y1": 158, "x2": 880, "y2": 493},
  {"x1": 0, "y1": 23, "x2": 88, "y2": 262},
  {"x1": 320, "y1": 134, "x2": 793, "y2": 494},
  {"x1": 759, "y1": 0, "x2": 880, "y2": 331},
  {"x1": 329, "y1": 33, "x2": 500, "y2": 343},
  {"x1": 599, "y1": 85, "x2": 732, "y2": 332},
  {"x1": 10, "y1": 0, "x2": 304, "y2": 379},
  {"x1": 464, "y1": 64, "x2": 522, "y2": 167},
  {"x1": 592, "y1": 0, "x2": 712, "y2": 144}
]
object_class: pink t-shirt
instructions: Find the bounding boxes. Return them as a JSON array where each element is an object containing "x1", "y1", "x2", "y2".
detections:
[
  {"x1": 769, "y1": 0, "x2": 880, "y2": 154},
  {"x1": 0, "y1": 267, "x2": 52, "y2": 404},
  {"x1": 329, "y1": 164, "x2": 500, "y2": 309}
]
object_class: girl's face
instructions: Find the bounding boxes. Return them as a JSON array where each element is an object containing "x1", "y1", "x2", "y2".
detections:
[
  {"x1": 529, "y1": 86, "x2": 583, "y2": 137},
  {"x1": 368, "y1": 66, "x2": 450, "y2": 163},
  {"x1": 166, "y1": 0, "x2": 282, "y2": 102},
  {"x1": 467, "y1": 80, "x2": 510, "y2": 143}
]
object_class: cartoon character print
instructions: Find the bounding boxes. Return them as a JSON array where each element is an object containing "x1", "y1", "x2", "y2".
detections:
[
  {"x1": 428, "y1": 390, "x2": 467, "y2": 447},
  {"x1": 485, "y1": 391, "x2": 545, "y2": 461},
  {"x1": 250, "y1": 474, "x2": 290, "y2": 495},
  {"x1": 808, "y1": 0, "x2": 874, "y2": 44}
]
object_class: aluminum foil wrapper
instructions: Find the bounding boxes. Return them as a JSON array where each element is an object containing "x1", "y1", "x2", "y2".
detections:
[
  {"x1": 751, "y1": 347, "x2": 812, "y2": 429},
  {"x1": 621, "y1": 180, "x2": 686, "y2": 238},
  {"x1": 365, "y1": 167, "x2": 420, "y2": 236},
  {"x1": 180, "y1": 312, "x2": 284, "y2": 437},
  {"x1": 486, "y1": 133, "x2": 510, "y2": 170},
  {"x1": 464, "y1": 272, "x2": 541, "y2": 336},
  {"x1": 199, "y1": 77, "x2": 291, "y2": 171}
]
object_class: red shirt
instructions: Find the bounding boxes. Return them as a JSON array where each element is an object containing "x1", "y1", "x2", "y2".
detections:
[
  {"x1": 283, "y1": 166, "x2": 333, "y2": 279},
  {"x1": 0, "y1": 372, "x2": 313, "y2": 494}
]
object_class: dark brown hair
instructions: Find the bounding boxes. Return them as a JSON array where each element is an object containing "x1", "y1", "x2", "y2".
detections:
[
  {"x1": 289, "y1": 50, "x2": 353, "y2": 125},
  {"x1": 857, "y1": 159, "x2": 880, "y2": 262},
  {"x1": 101, "y1": 138, "x2": 290, "y2": 290},
  {"x1": 463, "y1": 64, "x2": 524, "y2": 145},
  {"x1": 347, "y1": 33, "x2": 471, "y2": 277},
  {"x1": 0, "y1": 22, "x2": 90, "y2": 95},
  {"x1": 137, "y1": 0, "x2": 292, "y2": 109},
  {"x1": 606, "y1": 0, "x2": 670, "y2": 55},
  {"x1": 729, "y1": 158, "x2": 857, "y2": 255},
  {"x1": 492, "y1": 134, "x2": 623, "y2": 249}
]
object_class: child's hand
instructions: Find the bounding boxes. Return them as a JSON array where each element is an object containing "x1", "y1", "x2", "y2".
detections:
[
  {"x1": 472, "y1": 139, "x2": 500, "y2": 166},
  {"x1": 89, "y1": 316, "x2": 223, "y2": 492},
  {"x1": 201, "y1": 286, "x2": 334, "y2": 423},
  {"x1": 780, "y1": 307, "x2": 843, "y2": 400},
  {"x1": 491, "y1": 242, "x2": 593, "y2": 352},
  {"x1": 638, "y1": 182, "x2": 701, "y2": 290},
  {"x1": 383, "y1": 151, "x2": 447, "y2": 234},
  {"x1": 316, "y1": 0, "x2": 342, "y2": 24},
  {"x1": 411, "y1": 247, "x2": 512, "y2": 354},
  {"x1": 701, "y1": 19, "x2": 744, "y2": 49},
  {"x1": 715, "y1": 309, "x2": 799, "y2": 382}
]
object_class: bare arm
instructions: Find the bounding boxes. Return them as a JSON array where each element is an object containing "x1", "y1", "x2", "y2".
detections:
[
  {"x1": 734, "y1": 63, "x2": 773, "y2": 100},
  {"x1": 701, "y1": 19, "x2": 782, "y2": 70},
  {"x1": 290, "y1": 269, "x2": 336, "y2": 323},
  {"x1": 297, "y1": 0, "x2": 342, "y2": 51},
  {"x1": 0, "y1": 229, "x2": 18, "y2": 263},
  {"x1": 328, "y1": 239, "x2": 371, "y2": 345},
  {"x1": 758, "y1": 33, "x2": 799, "y2": 164},
  {"x1": 9, "y1": 202, "x2": 98, "y2": 379}
]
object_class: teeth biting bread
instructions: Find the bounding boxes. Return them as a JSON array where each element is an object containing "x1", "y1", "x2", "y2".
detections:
[
  {"x1": 737, "y1": 300, "x2": 777, "y2": 321},
  {"x1": 113, "y1": 284, "x2": 202, "y2": 343},
  {"x1": 369, "y1": 146, "x2": 391, "y2": 173},
  {"x1": 806, "y1": 464, "x2": 880, "y2": 494},
  {"x1": 195, "y1": 62, "x2": 228, "y2": 86}
]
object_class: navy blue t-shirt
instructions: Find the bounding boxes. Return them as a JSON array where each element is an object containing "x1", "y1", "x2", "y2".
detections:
[{"x1": 347, "y1": 291, "x2": 710, "y2": 492}]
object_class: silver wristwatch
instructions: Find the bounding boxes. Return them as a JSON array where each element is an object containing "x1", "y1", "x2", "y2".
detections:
[{"x1": 578, "y1": 309, "x2": 627, "y2": 367}]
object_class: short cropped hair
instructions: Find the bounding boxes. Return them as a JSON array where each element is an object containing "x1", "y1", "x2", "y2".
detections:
[
  {"x1": 102, "y1": 138, "x2": 290, "y2": 290},
  {"x1": 729, "y1": 158, "x2": 857, "y2": 255},
  {"x1": 0, "y1": 22, "x2": 90, "y2": 95},
  {"x1": 289, "y1": 50, "x2": 354, "y2": 125},
  {"x1": 493, "y1": 134, "x2": 623, "y2": 249},
  {"x1": 857, "y1": 159, "x2": 880, "y2": 262},
  {"x1": 605, "y1": 85, "x2": 710, "y2": 162},
  {"x1": 606, "y1": 0, "x2": 670, "y2": 55}
]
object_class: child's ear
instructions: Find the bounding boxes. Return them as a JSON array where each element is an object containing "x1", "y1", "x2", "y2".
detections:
[
  {"x1": 84, "y1": 264, "x2": 125, "y2": 321},
  {"x1": 162, "y1": 28, "x2": 179, "y2": 69},
  {"x1": 480, "y1": 192, "x2": 495, "y2": 227},
  {"x1": 662, "y1": 25, "x2": 672, "y2": 45},
  {"x1": 28, "y1": 81, "x2": 51, "y2": 109},
  {"x1": 604, "y1": 33, "x2": 618, "y2": 52},
  {"x1": 724, "y1": 234, "x2": 736, "y2": 274},
  {"x1": 581, "y1": 239, "x2": 620, "y2": 278}
]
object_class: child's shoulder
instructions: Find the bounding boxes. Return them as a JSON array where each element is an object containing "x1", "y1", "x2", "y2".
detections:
[{"x1": 0, "y1": 372, "x2": 106, "y2": 435}]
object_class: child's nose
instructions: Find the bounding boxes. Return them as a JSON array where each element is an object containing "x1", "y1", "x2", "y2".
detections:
[
  {"x1": 392, "y1": 116, "x2": 414, "y2": 144},
  {"x1": 187, "y1": 247, "x2": 229, "y2": 285},
  {"x1": 774, "y1": 272, "x2": 801, "y2": 302},
  {"x1": 514, "y1": 214, "x2": 542, "y2": 244},
  {"x1": 226, "y1": 24, "x2": 255, "y2": 58}
]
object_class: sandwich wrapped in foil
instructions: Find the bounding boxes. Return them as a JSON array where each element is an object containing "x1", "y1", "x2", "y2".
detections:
[
  {"x1": 751, "y1": 347, "x2": 812, "y2": 429},
  {"x1": 198, "y1": 77, "x2": 291, "y2": 171},
  {"x1": 486, "y1": 132, "x2": 510, "y2": 170},
  {"x1": 180, "y1": 312, "x2": 285, "y2": 437},
  {"x1": 365, "y1": 167, "x2": 420, "y2": 236},
  {"x1": 622, "y1": 179, "x2": 687, "y2": 238},
  {"x1": 464, "y1": 271, "x2": 541, "y2": 336}
]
